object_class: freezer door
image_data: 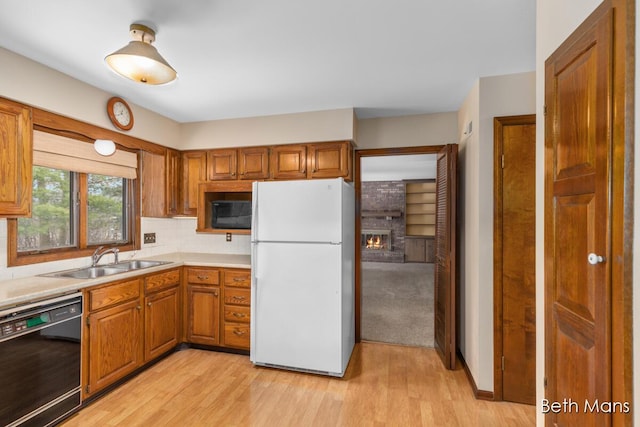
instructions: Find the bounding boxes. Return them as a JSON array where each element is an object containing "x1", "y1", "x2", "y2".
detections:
[
  {"x1": 251, "y1": 242, "x2": 343, "y2": 374},
  {"x1": 253, "y1": 179, "x2": 343, "y2": 243}
]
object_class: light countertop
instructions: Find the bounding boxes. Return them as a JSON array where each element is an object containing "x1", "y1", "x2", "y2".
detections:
[{"x1": 0, "y1": 252, "x2": 251, "y2": 310}]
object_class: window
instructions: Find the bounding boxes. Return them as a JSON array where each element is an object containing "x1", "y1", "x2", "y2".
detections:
[{"x1": 9, "y1": 166, "x2": 136, "y2": 266}]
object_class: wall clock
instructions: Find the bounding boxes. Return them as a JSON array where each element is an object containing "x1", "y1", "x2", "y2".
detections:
[{"x1": 107, "y1": 96, "x2": 134, "y2": 131}]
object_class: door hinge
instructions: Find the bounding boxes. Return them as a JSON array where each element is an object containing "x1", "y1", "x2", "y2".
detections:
[
  {"x1": 85, "y1": 316, "x2": 90, "y2": 326},
  {"x1": 544, "y1": 377, "x2": 547, "y2": 388},
  {"x1": 501, "y1": 154, "x2": 505, "y2": 169},
  {"x1": 85, "y1": 385, "x2": 90, "y2": 394},
  {"x1": 501, "y1": 356, "x2": 505, "y2": 371},
  {"x1": 544, "y1": 105, "x2": 547, "y2": 115}
]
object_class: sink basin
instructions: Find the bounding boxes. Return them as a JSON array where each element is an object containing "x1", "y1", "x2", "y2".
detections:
[
  {"x1": 113, "y1": 260, "x2": 171, "y2": 270},
  {"x1": 47, "y1": 266, "x2": 127, "y2": 279},
  {"x1": 41, "y1": 260, "x2": 172, "y2": 279}
]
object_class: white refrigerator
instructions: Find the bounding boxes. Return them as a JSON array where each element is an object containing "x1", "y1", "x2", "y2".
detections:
[{"x1": 250, "y1": 178, "x2": 355, "y2": 377}]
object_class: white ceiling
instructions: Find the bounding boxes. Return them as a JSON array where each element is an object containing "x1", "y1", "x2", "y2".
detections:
[{"x1": 0, "y1": 0, "x2": 535, "y2": 123}]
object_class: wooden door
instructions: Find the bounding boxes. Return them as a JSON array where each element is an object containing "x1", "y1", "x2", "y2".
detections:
[
  {"x1": 238, "y1": 147, "x2": 269, "y2": 180},
  {"x1": 434, "y1": 144, "x2": 457, "y2": 369},
  {"x1": 494, "y1": 115, "x2": 536, "y2": 404},
  {"x1": 208, "y1": 149, "x2": 237, "y2": 180},
  {"x1": 181, "y1": 151, "x2": 207, "y2": 216},
  {"x1": 545, "y1": 4, "x2": 613, "y2": 426},
  {"x1": 87, "y1": 299, "x2": 142, "y2": 395},
  {"x1": 308, "y1": 141, "x2": 350, "y2": 179},
  {"x1": 0, "y1": 98, "x2": 32, "y2": 217},
  {"x1": 187, "y1": 285, "x2": 220, "y2": 345},
  {"x1": 144, "y1": 286, "x2": 180, "y2": 362},
  {"x1": 270, "y1": 144, "x2": 307, "y2": 180}
]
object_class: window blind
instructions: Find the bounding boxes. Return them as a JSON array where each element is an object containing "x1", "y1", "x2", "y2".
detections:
[{"x1": 33, "y1": 130, "x2": 137, "y2": 179}]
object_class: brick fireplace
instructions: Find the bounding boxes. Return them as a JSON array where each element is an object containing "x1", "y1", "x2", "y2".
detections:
[{"x1": 360, "y1": 181, "x2": 405, "y2": 263}]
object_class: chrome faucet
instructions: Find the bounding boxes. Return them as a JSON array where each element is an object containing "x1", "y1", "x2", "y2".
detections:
[{"x1": 91, "y1": 246, "x2": 119, "y2": 267}]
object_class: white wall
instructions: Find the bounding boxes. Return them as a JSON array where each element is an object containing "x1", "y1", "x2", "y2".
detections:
[
  {"x1": 180, "y1": 108, "x2": 356, "y2": 150},
  {"x1": 356, "y1": 112, "x2": 458, "y2": 149},
  {"x1": 457, "y1": 71, "x2": 536, "y2": 393},
  {"x1": 0, "y1": 47, "x2": 181, "y2": 149}
]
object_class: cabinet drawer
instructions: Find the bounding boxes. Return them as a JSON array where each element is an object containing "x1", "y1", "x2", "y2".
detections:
[
  {"x1": 187, "y1": 268, "x2": 220, "y2": 285},
  {"x1": 223, "y1": 323, "x2": 250, "y2": 349},
  {"x1": 224, "y1": 288, "x2": 250, "y2": 306},
  {"x1": 89, "y1": 279, "x2": 140, "y2": 311},
  {"x1": 223, "y1": 305, "x2": 250, "y2": 323},
  {"x1": 145, "y1": 269, "x2": 180, "y2": 293},
  {"x1": 223, "y1": 269, "x2": 250, "y2": 288}
]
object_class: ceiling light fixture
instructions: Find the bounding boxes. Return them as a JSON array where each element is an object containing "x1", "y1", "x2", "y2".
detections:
[
  {"x1": 105, "y1": 23, "x2": 177, "y2": 85},
  {"x1": 94, "y1": 139, "x2": 116, "y2": 156}
]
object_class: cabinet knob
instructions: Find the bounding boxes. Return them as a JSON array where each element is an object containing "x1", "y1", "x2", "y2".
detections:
[
  {"x1": 136, "y1": 305, "x2": 141, "y2": 311},
  {"x1": 231, "y1": 172, "x2": 236, "y2": 176},
  {"x1": 147, "y1": 302, "x2": 152, "y2": 307},
  {"x1": 213, "y1": 291, "x2": 218, "y2": 297}
]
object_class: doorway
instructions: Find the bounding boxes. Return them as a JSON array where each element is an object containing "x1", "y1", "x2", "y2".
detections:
[
  {"x1": 355, "y1": 145, "x2": 457, "y2": 370},
  {"x1": 359, "y1": 153, "x2": 437, "y2": 347}
]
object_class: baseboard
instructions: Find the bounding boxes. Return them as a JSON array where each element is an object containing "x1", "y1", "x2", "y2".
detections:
[{"x1": 457, "y1": 350, "x2": 495, "y2": 401}]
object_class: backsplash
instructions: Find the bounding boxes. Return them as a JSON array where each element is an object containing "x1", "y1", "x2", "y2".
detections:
[{"x1": 0, "y1": 217, "x2": 250, "y2": 282}]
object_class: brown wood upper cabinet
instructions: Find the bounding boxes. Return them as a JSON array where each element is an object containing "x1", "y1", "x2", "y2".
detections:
[
  {"x1": 140, "y1": 149, "x2": 168, "y2": 217},
  {"x1": 0, "y1": 98, "x2": 32, "y2": 217},
  {"x1": 165, "y1": 148, "x2": 180, "y2": 216},
  {"x1": 307, "y1": 141, "x2": 351, "y2": 180},
  {"x1": 207, "y1": 147, "x2": 269, "y2": 181},
  {"x1": 270, "y1": 144, "x2": 308, "y2": 180},
  {"x1": 181, "y1": 150, "x2": 207, "y2": 216}
]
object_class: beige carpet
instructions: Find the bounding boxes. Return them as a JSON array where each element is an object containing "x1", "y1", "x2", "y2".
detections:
[{"x1": 361, "y1": 262, "x2": 434, "y2": 347}]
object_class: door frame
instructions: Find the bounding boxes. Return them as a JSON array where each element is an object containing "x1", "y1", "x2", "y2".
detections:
[
  {"x1": 492, "y1": 114, "x2": 536, "y2": 401},
  {"x1": 354, "y1": 145, "x2": 445, "y2": 343}
]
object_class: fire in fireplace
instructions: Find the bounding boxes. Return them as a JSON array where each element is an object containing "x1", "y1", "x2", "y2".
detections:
[{"x1": 361, "y1": 229, "x2": 391, "y2": 251}]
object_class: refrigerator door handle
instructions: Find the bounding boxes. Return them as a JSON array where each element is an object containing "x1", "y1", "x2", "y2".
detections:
[{"x1": 251, "y1": 181, "x2": 259, "y2": 241}]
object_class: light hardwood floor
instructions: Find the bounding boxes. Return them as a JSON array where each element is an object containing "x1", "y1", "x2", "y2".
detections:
[{"x1": 61, "y1": 343, "x2": 535, "y2": 426}]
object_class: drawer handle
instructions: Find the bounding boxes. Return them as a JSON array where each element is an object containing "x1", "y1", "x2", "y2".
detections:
[
  {"x1": 232, "y1": 296, "x2": 246, "y2": 301},
  {"x1": 232, "y1": 312, "x2": 246, "y2": 318},
  {"x1": 197, "y1": 275, "x2": 209, "y2": 280},
  {"x1": 233, "y1": 278, "x2": 246, "y2": 282},
  {"x1": 233, "y1": 329, "x2": 246, "y2": 336}
]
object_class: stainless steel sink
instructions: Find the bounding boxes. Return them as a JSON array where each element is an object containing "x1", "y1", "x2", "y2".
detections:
[
  {"x1": 113, "y1": 260, "x2": 170, "y2": 270},
  {"x1": 41, "y1": 260, "x2": 172, "y2": 279},
  {"x1": 46, "y1": 266, "x2": 127, "y2": 279}
]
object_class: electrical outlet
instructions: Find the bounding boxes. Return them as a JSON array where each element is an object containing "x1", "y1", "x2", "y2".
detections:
[
  {"x1": 226, "y1": 233, "x2": 232, "y2": 242},
  {"x1": 144, "y1": 233, "x2": 156, "y2": 244}
]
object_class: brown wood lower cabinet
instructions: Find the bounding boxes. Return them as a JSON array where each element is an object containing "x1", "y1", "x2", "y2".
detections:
[
  {"x1": 83, "y1": 268, "x2": 181, "y2": 398},
  {"x1": 83, "y1": 265, "x2": 250, "y2": 400},
  {"x1": 185, "y1": 266, "x2": 251, "y2": 350}
]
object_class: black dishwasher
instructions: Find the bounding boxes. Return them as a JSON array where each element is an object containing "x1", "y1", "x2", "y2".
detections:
[{"x1": 0, "y1": 293, "x2": 82, "y2": 427}]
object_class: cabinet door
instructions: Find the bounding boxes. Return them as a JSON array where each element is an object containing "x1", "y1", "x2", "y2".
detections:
[
  {"x1": 140, "y1": 150, "x2": 167, "y2": 217},
  {"x1": 308, "y1": 141, "x2": 351, "y2": 180},
  {"x1": 270, "y1": 144, "x2": 307, "y2": 180},
  {"x1": 238, "y1": 147, "x2": 269, "y2": 180},
  {"x1": 87, "y1": 299, "x2": 142, "y2": 395},
  {"x1": 0, "y1": 99, "x2": 32, "y2": 217},
  {"x1": 207, "y1": 149, "x2": 237, "y2": 180},
  {"x1": 165, "y1": 148, "x2": 180, "y2": 216},
  {"x1": 186, "y1": 285, "x2": 220, "y2": 345},
  {"x1": 144, "y1": 286, "x2": 180, "y2": 362},
  {"x1": 181, "y1": 151, "x2": 207, "y2": 216}
]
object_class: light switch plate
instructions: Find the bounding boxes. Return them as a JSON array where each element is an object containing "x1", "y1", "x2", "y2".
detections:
[{"x1": 144, "y1": 233, "x2": 156, "y2": 244}]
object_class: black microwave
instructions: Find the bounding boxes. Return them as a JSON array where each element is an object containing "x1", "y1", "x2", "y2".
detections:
[{"x1": 211, "y1": 200, "x2": 252, "y2": 229}]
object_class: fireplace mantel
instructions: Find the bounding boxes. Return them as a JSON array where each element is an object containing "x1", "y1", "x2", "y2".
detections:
[{"x1": 361, "y1": 210, "x2": 402, "y2": 218}]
